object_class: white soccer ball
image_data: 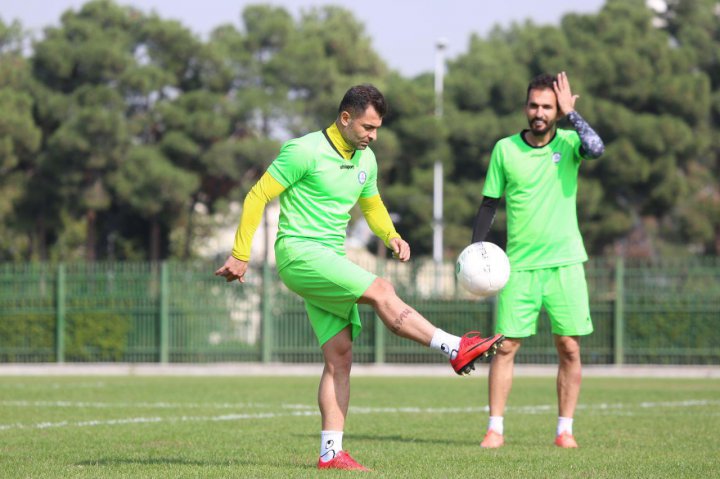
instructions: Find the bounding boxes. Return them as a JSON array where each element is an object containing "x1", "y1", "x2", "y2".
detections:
[{"x1": 455, "y1": 242, "x2": 511, "y2": 297}]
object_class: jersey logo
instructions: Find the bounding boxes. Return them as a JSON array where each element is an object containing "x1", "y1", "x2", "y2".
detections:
[
  {"x1": 552, "y1": 152, "x2": 562, "y2": 164},
  {"x1": 358, "y1": 171, "x2": 367, "y2": 184},
  {"x1": 340, "y1": 164, "x2": 355, "y2": 169}
]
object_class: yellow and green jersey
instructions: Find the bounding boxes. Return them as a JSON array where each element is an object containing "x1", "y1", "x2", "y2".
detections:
[
  {"x1": 483, "y1": 129, "x2": 590, "y2": 271},
  {"x1": 268, "y1": 130, "x2": 380, "y2": 258}
]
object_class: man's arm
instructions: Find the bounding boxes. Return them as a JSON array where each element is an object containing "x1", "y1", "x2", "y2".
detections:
[
  {"x1": 553, "y1": 71, "x2": 604, "y2": 159},
  {"x1": 231, "y1": 172, "x2": 285, "y2": 261},
  {"x1": 567, "y1": 111, "x2": 605, "y2": 159},
  {"x1": 358, "y1": 195, "x2": 400, "y2": 247},
  {"x1": 358, "y1": 195, "x2": 410, "y2": 261},
  {"x1": 214, "y1": 172, "x2": 285, "y2": 282},
  {"x1": 471, "y1": 196, "x2": 499, "y2": 244}
]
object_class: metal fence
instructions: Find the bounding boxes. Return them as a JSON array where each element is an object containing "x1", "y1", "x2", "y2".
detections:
[{"x1": 1, "y1": 257, "x2": 718, "y2": 364}]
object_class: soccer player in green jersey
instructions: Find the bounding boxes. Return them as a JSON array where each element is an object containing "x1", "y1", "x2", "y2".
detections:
[
  {"x1": 472, "y1": 72, "x2": 605, "y2": 449},
  {"x1": 215, "y1": 85, "x2": 504, "y2": 471}
]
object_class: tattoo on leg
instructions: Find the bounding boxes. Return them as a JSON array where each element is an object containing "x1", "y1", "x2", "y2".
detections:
[{"x1": 392, "y1": 308, "x2": 413, "y2": 333}]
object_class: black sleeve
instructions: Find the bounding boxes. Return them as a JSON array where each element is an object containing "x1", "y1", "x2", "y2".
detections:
[{"x1": 471, "y1": 196, "x2": 500, "y2": 243}]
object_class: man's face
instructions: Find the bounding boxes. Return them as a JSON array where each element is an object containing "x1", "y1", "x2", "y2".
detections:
[
  {"x1": 525, "y1": 88, "x2": 559, "y2": 136},
  {"x1": 339, "y1": 106, "x2": 382, "y2": 150}
]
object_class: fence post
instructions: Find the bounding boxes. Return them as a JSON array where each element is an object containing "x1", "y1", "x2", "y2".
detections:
[
  {"x1": 374, "y1": 257, "x2": 386, "y2": 364},
  {"x1": 159, "y1": 262, "x2": 169, "y2": 364},
  {"x1": 56, "y1": 264, "x2": 66, "y2": 364},
  {"x1": 261, "y1": 263, "x2": 273, "y2": 363},
  {"x1": 614, "y1": 256, "x2": 625, "y2": 365}
]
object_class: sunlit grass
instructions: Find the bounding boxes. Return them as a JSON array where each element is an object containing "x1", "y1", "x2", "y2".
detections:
[{"x1": 0, "y1": 375, "x2": 717, "y2": 478}]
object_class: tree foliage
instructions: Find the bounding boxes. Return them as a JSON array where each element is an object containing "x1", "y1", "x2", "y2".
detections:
[
  {"x1": 434, "y1": 0, "x2": 719, "y2": 257},
  {"x1": 0, "y1": 0, "x2": 719, "y2": 261}
]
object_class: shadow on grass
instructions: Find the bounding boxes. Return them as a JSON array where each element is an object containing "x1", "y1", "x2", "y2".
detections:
[
  {"x1": 76, "y1": 457, "x2": 316, "y2": 469},
  {"x1": 293, "y1": 433, "x2": 466, "y2": 446},
  {"x1": 76, "y1": 458, "x2": 225, "y2": 467}
]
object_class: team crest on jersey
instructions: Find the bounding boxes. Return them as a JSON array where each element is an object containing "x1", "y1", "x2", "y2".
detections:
[
  {"x1": 358, "y1": 171, "x2": 367, "y2": 184},
  {"x1": 552, "y1": 152, "x2": 562, "y2": 164}
]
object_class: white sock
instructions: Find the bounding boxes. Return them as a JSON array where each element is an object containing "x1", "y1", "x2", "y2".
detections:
[
  {"x1": 557, "y1": 416, "x2": 573, "y2": 436},
  {"x1": 488, "y1": 416, "x2": 504, "y2": 435},
  {"x1": 430, "y1": 329, "x2": 461, "y2": 360},
  {"x1": 319, "y1": 430, "x2": 343, "y2": 463}
]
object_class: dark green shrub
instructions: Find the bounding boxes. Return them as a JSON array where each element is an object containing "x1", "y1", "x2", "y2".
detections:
[
  {"x1": 65, "y1": 312, "x2": 132, "y2": 362},
  {"x1": 0, "y1": 314, "x2": 55, "y2": 362}
]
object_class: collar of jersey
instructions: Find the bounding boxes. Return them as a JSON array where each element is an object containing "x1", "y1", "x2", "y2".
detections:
[
  {"x1": 520, "y1": 129, "x2": 558, "y2": 149},
  {"x1": 325, "y1": 123, "x2": 355, "y2": 160}
]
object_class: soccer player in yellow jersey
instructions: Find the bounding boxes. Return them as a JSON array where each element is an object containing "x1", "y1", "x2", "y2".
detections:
[{"x1": 215, "y1": 85, "x2": 504, "y2": 471}]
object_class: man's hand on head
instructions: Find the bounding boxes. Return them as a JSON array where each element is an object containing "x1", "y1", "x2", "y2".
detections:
[{"x1": 554, "y1": 71, "x2": 579, "y2": 117}]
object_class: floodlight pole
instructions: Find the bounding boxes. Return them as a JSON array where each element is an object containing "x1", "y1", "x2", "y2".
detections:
[{"x1": 433, "y1": 38, "x2": 447, "y2": 291}]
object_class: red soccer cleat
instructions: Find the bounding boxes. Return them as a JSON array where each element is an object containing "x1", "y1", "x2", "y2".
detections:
[
  {"x1": 555, "y1": 432, "x2": 579, "y2": 448},
  {"x1": 450, "y1": 332, "x2": 505, "y2": 375},
  {"x1": 317, "y1": 451, "x2": 371, "y2": 471}
]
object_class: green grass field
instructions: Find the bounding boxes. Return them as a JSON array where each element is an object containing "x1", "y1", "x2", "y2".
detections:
[{"x1": 0, "y1": 374, "x2": 718, "y2": 478}]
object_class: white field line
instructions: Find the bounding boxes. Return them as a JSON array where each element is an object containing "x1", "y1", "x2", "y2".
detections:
[
  {"x1": 0, "y1": 411, "x2": 318, "y2": 432},
  {"x1": 2, "y1": 399, "x2": 718, "y2": 414},
  {"x1": 0, "y1": 382, "x2": 108, "y2": 390},
  {"x1": 0, "y1": 400, "x2": 275, "y2": 409},
  {"x1": 0, "y1": 399, "x2": 717, "y2": 432}
]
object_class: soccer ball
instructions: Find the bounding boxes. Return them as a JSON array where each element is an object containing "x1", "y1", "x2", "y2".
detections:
[{"x1": 455, "y1": 242, "x2": 511, "y2": 297}]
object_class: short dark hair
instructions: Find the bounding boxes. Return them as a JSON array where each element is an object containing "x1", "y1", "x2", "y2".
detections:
[
  {"x1": 526, "y1": 74, "x2": 556, "y2": 103},
  {"x1": 338, "y1": 84, "x2": 387, "y2": 118}
]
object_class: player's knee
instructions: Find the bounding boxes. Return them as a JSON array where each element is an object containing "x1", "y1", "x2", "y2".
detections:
[
  {"x1": 496, "y1": 338, "x2": 521, "y2": 358},
  {"x1": 327, "y1": 356, "x2": 352, "y2": 376},
  {"x1": 324, "y1": 345, "x2": 353, "y2": 373},
  {"x1": 366, "y1": 277, "x2": 397, "y2": 305},
  {"x1": 561, "y1": 348, "x2": 581, "y2": 363},
  {"x1": 556, "y1": 336, "x2": 580, "y2": 360}
]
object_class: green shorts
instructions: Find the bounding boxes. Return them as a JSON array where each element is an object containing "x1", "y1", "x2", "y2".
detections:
[
  {"x1": 275, "y1": 238, "x2": 376, "y2": 346},
  {"x1": 496, "y1": 263, "x2": 593, "y2": 338}
]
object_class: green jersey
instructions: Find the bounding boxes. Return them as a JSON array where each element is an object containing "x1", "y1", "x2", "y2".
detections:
[
  {"x1": 482, "y1": 129, "x2": 589, "y2": 271},
  {"x1": 267, "y1": 130, "x2": 379, "y2": 264}
]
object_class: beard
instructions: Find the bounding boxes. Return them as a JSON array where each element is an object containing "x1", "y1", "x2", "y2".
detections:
[{"x1": 528, "y1": 117, "x2": 554, "y2": 136}]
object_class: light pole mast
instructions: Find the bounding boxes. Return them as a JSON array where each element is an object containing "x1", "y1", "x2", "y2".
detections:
[{"x1": 433, "y1": 38, "x2": 447, "y2": 289}]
